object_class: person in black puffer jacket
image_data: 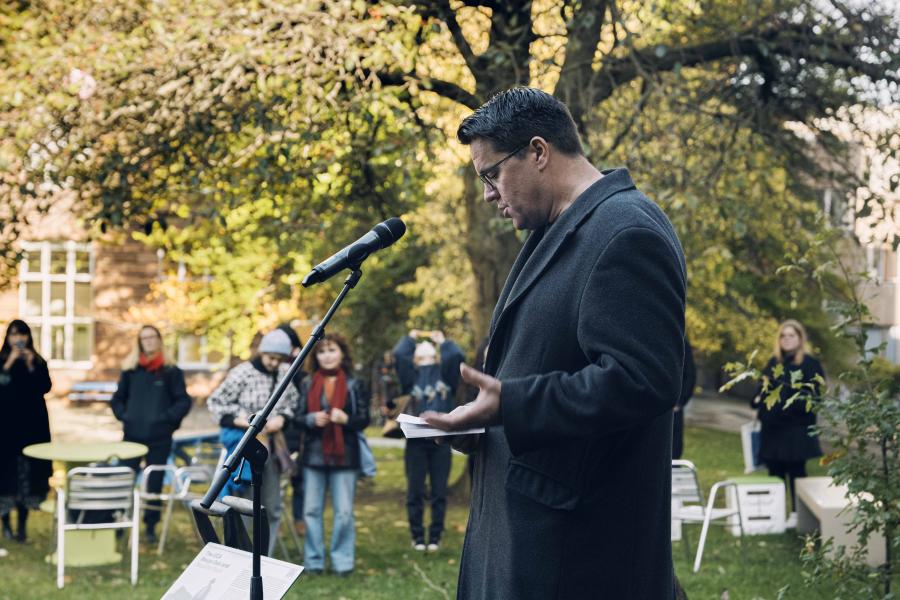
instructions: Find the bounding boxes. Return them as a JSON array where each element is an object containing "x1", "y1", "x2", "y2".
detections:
[
  {"x1": 111, "y1": 325, "x2": 192, "y2": 543},
  {"x1": 752, "y1": 319, "x2": 825, "y2": 527}
]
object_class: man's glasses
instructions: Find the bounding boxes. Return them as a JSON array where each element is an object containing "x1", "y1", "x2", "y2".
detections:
[{"x1": 478, "y1": 144, "x2": 527, "y2": 190}]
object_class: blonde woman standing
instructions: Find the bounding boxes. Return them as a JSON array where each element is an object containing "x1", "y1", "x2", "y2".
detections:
[
  {"x1": 752, "y1": 319, "x2": 825, "y2": 526},
  {"x1": 110, "y1": 325, "x2": 192, "y2": 543}
]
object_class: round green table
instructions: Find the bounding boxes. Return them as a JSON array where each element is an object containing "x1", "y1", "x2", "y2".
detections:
[
  {"x1": 24, "y1": 441, "x2": 149, "y2": 567},
  {"x1": 23, "y1": 441, "x2": 148, "y2": 464}
]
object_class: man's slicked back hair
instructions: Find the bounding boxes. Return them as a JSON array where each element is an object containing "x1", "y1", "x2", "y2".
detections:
[{"x1": 456, "y1": 87, "x2": 584, "y2": 156}]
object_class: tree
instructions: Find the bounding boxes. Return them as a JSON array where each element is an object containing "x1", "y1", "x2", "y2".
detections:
[
  {"x1": 1, "y1": 0, "x2": 436, "y2": 361},
  {"x1": 3, "y1": 0, "x2": 898, "y2": 367},
  {"x1": 372, "y1": 0, "x2": 899, "y2": 356},
  {"x1": 724, "y1": 227, "x2": 899, "y2": 598}
]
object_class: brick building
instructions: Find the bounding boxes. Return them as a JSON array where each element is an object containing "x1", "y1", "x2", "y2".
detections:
[{"x1": 0, "y1": 197, "x2": 225, "y2": 398}]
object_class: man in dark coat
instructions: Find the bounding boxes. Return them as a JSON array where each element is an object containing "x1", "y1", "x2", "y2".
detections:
[
  {"x1": 424, "y1": 88, "x2": 687, "y2": 599},
  {"x1": 673, "y1": 338, "x2": 695, "y2": 460}
]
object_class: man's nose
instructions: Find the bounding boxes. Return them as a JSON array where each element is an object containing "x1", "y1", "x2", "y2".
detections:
[{"x1": 484, "y1": 185, "x2": 499, "y2": 202}]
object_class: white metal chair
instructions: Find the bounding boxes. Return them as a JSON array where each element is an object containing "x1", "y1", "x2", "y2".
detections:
[
  {"x1": 175, "y1": 443, "x2": 226, "y2": 501},
  {"x1": 671, "y1": 459, "x2": 745, "y2": 573},
  {"x1": 55, "y1": 466, "x2": 139, "y2": 589},
  {"x1": 175, "y1": 444, "x2": 226, "y2": 543},
  {"x1": 138, "y1": 464, "x2": 183, "y2": 554}
]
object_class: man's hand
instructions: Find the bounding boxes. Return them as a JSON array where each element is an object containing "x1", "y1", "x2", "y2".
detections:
[
  {"x1": 436, "y1": 434, "x2": 482, "y2": 454},
  {"x1": 422, "y1": 363, "x2": 501, "y2": 431}
]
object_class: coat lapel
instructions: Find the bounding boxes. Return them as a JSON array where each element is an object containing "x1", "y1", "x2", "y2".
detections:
[
  {"x1": 495, "y1": 169, "x2": 637, "y2": 324},
  {"x1": 484, "y1": 168, "x2": 637, "y2": 374},
  {"x1": 489, "y1": 227, "x2": 546, "y2": 338}
]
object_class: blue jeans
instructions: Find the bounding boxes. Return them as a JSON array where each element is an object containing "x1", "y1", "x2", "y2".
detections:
[{"x1": 303, "y1": 467, "x2": 357, "y2": 572}]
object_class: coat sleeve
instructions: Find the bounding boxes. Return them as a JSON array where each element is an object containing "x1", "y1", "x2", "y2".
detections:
[
  {"x1": 393, "y1": 335, "x2": 417, "y2": 393},
  {"x1": 110, "y1": 370, "x2": 130, "y2": 421},
  {"x1": 34, "y1": 359, "x2": 52, "y2": 395},
  {"x1": 344, "y1": 379, "x2": 371, "y2": 432},
  {"x1": 207, "y1": 367, "x2": 246, "y2": 427},
  {"x1": 677, "y1": 339, "x2": 695, "y2": 409},
  {"x1": 296, "y1": 380, "x2": 319, "y2": 430},
  {"x1": 500, "y1": 226, "x2": 686, "y2": 456},
  {"x1": 165, "y1": 367, "x2": 193, "y2": 426}
]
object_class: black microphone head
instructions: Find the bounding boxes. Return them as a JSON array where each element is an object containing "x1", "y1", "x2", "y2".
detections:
[{"x1": 373, "y1": 217, "x2": 406, "y2": 248}]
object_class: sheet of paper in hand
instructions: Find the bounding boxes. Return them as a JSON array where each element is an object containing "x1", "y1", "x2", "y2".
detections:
[{"x1": 396, "y1": 413, "x2": 485, "y2": 439}]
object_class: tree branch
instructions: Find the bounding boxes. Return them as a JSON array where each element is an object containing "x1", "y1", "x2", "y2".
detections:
[
  {"x1": 375, "y1": 70, "x2": 481, "y2": 109},
  {"x1": 556, "y1": 0, "x2": 609, "y2": 125},
  {"x1": 433, "y1": 0, "x2": 482, "y2": 76},
  {"x1": 589, "y1": 23, "x2": 897, "y2": 106}
]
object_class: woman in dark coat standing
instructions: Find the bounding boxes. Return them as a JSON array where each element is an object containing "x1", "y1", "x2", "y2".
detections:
[
  {"x1": 0, "y1": 319, "x2": 52, "y2": 542},
  {"x1": 753, "y1": 319, "x2": 825, "y2": 526},
  {"x1": 110, "y1": 325, "x2": 192, "y2": 543}
]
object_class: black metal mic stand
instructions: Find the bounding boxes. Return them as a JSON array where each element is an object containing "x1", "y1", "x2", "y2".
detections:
[{"x1": 199, "y1": 268, "x2": 363, "y2": 600}]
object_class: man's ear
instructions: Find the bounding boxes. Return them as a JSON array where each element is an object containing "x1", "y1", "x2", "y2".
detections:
[{"x1": 530, "y1": 136, "x2": 550, "y2": 171}]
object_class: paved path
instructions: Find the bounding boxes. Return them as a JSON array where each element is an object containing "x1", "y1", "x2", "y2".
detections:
[
  {"x1": 47, "y1": 392, "x2": 753, "y2": 444},
  {"x1": 683, "y1": 394, "x2": 755, "y2": 433}
]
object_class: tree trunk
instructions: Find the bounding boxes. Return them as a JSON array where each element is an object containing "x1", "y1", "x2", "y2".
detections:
[{"x1": 461, "y1": 167, "x2": 521, "y2": 340}]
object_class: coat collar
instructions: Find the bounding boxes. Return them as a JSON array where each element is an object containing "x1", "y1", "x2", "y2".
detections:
[{"x1": 488, "y1": 168, "x2": 637, "y2": 340}]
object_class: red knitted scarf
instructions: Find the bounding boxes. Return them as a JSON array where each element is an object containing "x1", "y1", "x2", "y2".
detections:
[
  {"x1": 139, "y1": 352, "x2": 164, "y2": 373},
  {"x1": 307, "y1": 368, "x2": 347, "y2": 464}
]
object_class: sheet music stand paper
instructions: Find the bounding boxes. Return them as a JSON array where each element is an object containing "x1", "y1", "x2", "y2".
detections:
[
  {"x1": 397, "y1": 413, "x2": 485, "y2": 438},
  {"x1": 163, "y1": 543, "x2": 303, "y2": 600}
]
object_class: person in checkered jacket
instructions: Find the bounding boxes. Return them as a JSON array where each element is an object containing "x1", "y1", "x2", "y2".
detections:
[{"x1": 207, "y1": 328, "x2": 299, "y2": 554}]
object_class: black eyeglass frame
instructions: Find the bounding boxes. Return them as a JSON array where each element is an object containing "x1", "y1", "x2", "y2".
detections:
[{"x1": 477, "y1": 143, "x2": 528, "y2": 190}]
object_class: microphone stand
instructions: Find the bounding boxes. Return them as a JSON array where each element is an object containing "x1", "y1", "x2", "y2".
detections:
[{"x1": 200, "y1": 268, "x2": 364, "y2": 600}]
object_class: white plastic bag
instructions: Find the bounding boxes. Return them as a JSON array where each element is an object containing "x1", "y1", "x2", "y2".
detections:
[{"x1": 740, "y1": 420, "x2": 762, "y2": 473}]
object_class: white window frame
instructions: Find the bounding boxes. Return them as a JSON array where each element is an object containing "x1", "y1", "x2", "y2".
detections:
[
  {"x1": 176, "y1": 333, "x2": 229, "y2": 371},
  {"x1": 18, "y1": 241, "x2": 94, "y2": 369}
]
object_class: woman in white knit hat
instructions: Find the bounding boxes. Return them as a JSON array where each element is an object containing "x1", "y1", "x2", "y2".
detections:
[{"x1": 207, "y1": 328, "x2": 300, "y2": 554}]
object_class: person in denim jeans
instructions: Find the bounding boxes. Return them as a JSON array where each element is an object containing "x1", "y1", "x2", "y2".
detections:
[{"x1": 296, "y1": 333, "x2": 370, "y2": 575}]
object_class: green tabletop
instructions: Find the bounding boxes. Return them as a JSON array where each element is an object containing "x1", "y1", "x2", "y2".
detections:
[
  {"x1": 729, "y1": 475, "x2": 783, "y2": 485},
  {"x1": 23, "y1": 441, "x2": 148, "y2": 463}
]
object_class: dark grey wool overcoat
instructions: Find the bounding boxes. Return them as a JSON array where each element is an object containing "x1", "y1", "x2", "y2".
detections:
[{"x1": 458, "y1": 168, "x2": 686, "y2": 600}]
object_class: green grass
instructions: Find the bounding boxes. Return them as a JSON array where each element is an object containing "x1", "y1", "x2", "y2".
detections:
[
  {"x1": 0, "y1": 427, "x2": 877, "y2": 599},
  {"x1": 675, "y1": 426, "x2": 830, "y2": 600}
]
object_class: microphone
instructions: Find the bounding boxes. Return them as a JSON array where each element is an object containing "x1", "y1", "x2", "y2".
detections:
[{"x1": 302, "y1": 217, "x2": 406, "y2": 287}]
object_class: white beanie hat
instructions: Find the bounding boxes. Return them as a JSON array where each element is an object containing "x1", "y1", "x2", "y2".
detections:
[{"x1": 259, "y1": 329, "x2": 292, "y2": 356}]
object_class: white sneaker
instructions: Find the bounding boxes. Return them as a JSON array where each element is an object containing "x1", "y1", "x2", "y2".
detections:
[
  {"x1": 427, "y1": 543, "x2": 439, "y2": 552},
  {"x1": 785, "y1": 512, "x2": 798, "y2": 529},
  {"x1": 412, "y1": 542, "x2": 426, "y2": 552}
]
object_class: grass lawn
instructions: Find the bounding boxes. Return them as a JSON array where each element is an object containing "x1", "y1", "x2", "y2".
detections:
[{"x1": 0, "y1": 426, "x2": 875, "y2": 599}]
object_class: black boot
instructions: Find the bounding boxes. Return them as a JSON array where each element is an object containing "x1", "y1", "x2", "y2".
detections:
[
  {"x1": 15, "y1": 507, "x2": 27, "y2": 542},
  {"x1": 1, "y1": 514, "x2": 12, "y2": 540},
  {"x1": 145, "y1": 524, "x2": 158, "y2": 545}
]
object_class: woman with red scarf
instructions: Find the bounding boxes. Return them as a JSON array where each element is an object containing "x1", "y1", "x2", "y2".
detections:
[
  {"x1": 111, "y1": 325, "x2": 192, "y2": 543},
  {"x1": 297, "y1": 333, "x2": 370, "y2": 575}
]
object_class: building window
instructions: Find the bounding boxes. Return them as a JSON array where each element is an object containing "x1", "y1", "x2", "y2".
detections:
[
  {"x1": 175, "y1": 333, "x2": 228, "y2": 371},
  {"x1": 19, "y1": 241, "x2": 94, "y2": 367}
]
